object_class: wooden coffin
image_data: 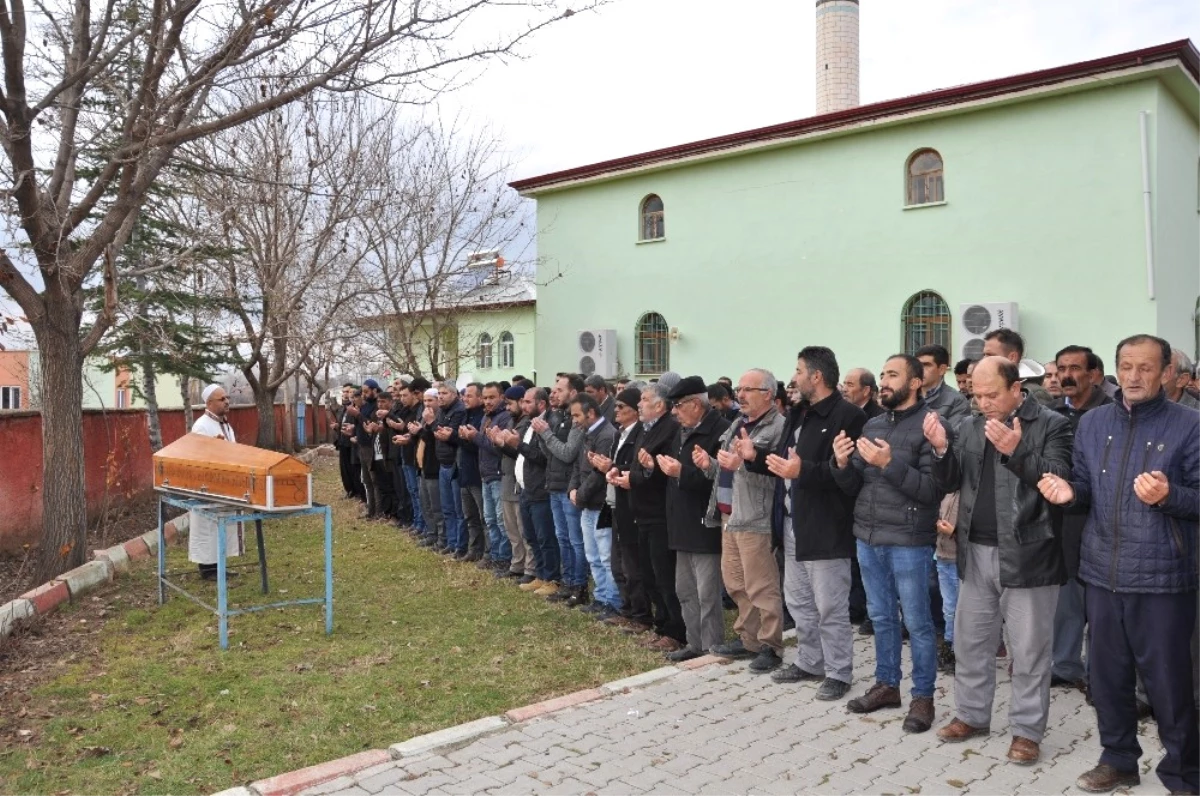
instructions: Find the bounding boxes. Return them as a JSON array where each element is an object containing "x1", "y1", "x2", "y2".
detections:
[{"x1": 153, "y1": 433, "x2": 312, "y2": 512}]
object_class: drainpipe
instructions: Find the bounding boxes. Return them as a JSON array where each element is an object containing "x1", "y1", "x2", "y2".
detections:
[{"x1": 1139, "y1": 110, "x2": 1155, "y2": 300}]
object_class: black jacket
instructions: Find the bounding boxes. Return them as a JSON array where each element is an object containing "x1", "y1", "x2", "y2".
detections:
[
  {"x1": 570, "y1": 418, "x2": 617, "y2": 510},
  {"x1": 434, "y1": 399, "x2": 466, "y2": 467},
  {"x1": 1050, "y1": 388, "x2": 1112, "y2": 578},
  {"x1": 933, "y1": 395, "x2": 1073, "y2": 588},
  {"x1": 771, "y1": 392, "x2": 867, "y2": 560},
  {"x1": 862, "y1": 400, "x2": 884, "y2": 420},
  {"x1": 457, "y1": 405, "x2": 484, "y2": 487},
  {"x1": 476, "y1": 407, "x2": 511, "y2": 483},
  {"x1": 511, "y1": 414, "x2": 551, "y2": 502},
  {"x1": 353, "y1": 397, "x2": 378, "y2": 454},
  {"x1": 629, "y1": 415, "x2": 681, "y2": 526},
  {"x1": 832, "y1": 399, "x2": 943, "y2": 548},
  {"x1": 666, "y1": 409, "x2": 729, "y2": 554},
  {"x1": 611, "y1": 422, "x2": 642, "y2": 544}
]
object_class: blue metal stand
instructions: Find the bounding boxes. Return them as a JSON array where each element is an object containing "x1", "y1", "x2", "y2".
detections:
[{"x1": 156, "y1": 494, "x2": 334, "y2": 650}]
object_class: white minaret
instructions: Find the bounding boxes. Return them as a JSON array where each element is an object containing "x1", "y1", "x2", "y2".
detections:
[{"x1": 815, "y1": 0, "x2": 860, "y2": 115}]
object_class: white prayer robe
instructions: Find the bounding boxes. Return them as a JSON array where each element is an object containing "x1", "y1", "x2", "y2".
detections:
[{"x1": 187, "y1": 414, "x2": 245, "y2": 564}]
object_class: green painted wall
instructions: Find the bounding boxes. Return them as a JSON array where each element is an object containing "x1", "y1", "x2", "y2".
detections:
[
  {"x1": 532, "y1": 75, "x2": 1198, "y2": 384},
  {"x1": 400, "y1": 304, "x2": 537, "y2": 383}
]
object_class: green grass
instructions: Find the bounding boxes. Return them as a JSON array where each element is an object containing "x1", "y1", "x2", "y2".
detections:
[{"x1": 0, "y1": 461, "x2": 664, "y2": 795}]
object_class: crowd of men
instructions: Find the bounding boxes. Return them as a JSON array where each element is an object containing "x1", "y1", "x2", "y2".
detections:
[{"x1": 329, "y1": 330, "x2": 1199, "y2": 795}]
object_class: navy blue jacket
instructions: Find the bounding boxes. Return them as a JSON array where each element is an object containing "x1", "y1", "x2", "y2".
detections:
[{"x1": 1072, "y1": 390, "x2": 1199, "y2": 593}]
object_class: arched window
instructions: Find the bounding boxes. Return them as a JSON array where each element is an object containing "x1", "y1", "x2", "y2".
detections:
[
  {"x1": 640, "y1": 194, "x2": 665, "y2": 241},
  {"x1": 476, "y1": 332, "x2": 493, "y2": 370},
  {"x1": 499, "y1": 331, "x2": 515, "y2": 369},
  {"x1": 906, "y1": 149, "x2": 944, "y2": 205},
  {"x1": 901, "y1": 291, "x2": 951, "y2": 355},
  {"x1": 635, "y1": 312, "x2": 670, "y2": 375}
]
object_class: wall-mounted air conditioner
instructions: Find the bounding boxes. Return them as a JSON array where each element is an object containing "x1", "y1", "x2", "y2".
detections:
[
  {"x1": 958, "y1": 302, "x2": 1019, "y2": 361},
  {"x1": 577, "y1": 329, "x2": 617, "y2": 379}
]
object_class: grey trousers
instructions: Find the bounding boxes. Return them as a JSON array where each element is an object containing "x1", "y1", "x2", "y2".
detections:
[
  {"x1": 955, "y1": 541, "x2": 1059, "y2": 741},
  {"x1": 782, "y1": 523, "x2": 853, "y2": 683},
  {"x1": 502, "y1": 499, "x2": 534, "y2": 575},
  {"x1": 675, "y1": 550, "x2": 725, "y2": 653},
  {"x1": 419, "y1": 477, "x2": 445, "y2": 546},
  {"x1": 462, "y1": 485, "x2": 486, "y2": 555}
]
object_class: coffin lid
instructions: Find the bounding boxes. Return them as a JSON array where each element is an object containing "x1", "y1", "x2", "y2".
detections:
[{"x1": 154, "y1": 433, "x2": 308, "y2": 474}]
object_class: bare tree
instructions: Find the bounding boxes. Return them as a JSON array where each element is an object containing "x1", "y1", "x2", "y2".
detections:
[
  {"x1": 0, "y1": 0, "x2": 590, "y2": 581},
  {"x1": 357, "y1": 116, "x2": 530, "y2": 379}
]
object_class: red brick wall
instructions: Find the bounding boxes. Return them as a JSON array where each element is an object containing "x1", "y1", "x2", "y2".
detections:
[{"x1": 0, "y1": 404, "x2": 331, "y2": 553}]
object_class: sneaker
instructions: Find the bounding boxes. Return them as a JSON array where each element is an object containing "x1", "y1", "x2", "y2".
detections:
[
  {"x1": 665, "y1": 647, "x2": 703, "y2": 663},
  {"x1": 847, "y1": 683, "x2": 902, "y2": 714},
  {"x1": 534, "y1": 580, "x2": 561, "y2": 596},
  {"x1": 518, "y1": 577, "x2": 546, "y2": 592},
  {"x1": 710, "y1": 639, "x2": 755, "y2": 660},
  {"x1": 748, "y1": 648, "x2": 782, "y2": 674},
  {"x1": 902, "y1": 696, "x2": 935, "y2": 734},
  {"x1": 815, "y1": 678, "x2": 852, "y2": 701},
  {"x1": 770, "y1": 664, "x2": 823, "y2": 684},
  {"x1": 858, "y1": 619, "x2": 874, "y2": 636}
]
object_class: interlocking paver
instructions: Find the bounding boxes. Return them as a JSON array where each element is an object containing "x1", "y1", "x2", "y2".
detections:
[{"x1": 294, "y1": 635, "x2": 1169, "y2": 796}]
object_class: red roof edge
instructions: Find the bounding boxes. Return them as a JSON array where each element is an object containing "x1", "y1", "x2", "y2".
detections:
[{"x1": 510, "y1": 39, "x2": 1199, "y2": 193}]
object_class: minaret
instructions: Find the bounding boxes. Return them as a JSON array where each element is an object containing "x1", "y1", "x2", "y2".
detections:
[{"x1": 815, "y1": 0, "x2": 860, "y2": 115}]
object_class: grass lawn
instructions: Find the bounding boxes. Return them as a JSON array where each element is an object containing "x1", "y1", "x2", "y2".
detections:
[{"x1": 0, "y1": 459, "x2": 666, "y2": 795}]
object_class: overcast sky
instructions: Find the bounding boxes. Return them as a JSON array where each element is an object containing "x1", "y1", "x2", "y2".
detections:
[{"x1": 442, "y1": 0, "x2": 1199, "y2": 183}]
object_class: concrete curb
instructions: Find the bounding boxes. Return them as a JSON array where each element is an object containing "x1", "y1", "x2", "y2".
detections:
[
  {"x1": 0, "y1": 515, "x2": 190, "y2": 639},
  {"x1": 249, "y1": 749, "x2": 392, "y2": 796},
  {"x1": 389, "y1": 716, "x2": 509, "y2": 759},
  {"x1": 504, "y1": 687, "x2": 606, "y2": 723},
  {"x1": 599, "y1": 665, "x2": 680, "y2": 694}
]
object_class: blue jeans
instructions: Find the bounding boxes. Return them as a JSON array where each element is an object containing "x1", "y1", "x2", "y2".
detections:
[
  {"x1": 581, "y1": 508, "x2": 620, "y2": 608},
  {"x1": 857, "y1": 540, "x2": 938, "y2": 698},
  {"x1": 550, "y1": 492, "x2": 587, "y2": 587},
  {"x1": 482, "y1": 480, "x2": 510, "y2": 561},
  {"x1": 520, "y1": 496, "x2": 558, "y2": 582},
  {"x1": 403, "y1": 465, "x2": 424, "y2": 532},
  {"x1": 438, "y1": 466, "x2": 463, "y2": 552},
  {"x1": 936, "y1": 559, "x2": 960, "y2": 645}
]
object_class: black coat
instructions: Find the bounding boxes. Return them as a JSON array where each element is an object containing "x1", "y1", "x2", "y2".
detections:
[
  {"x1": 629, "y1": 415, "x2": 680, "y2": 526},
  {"x1": 1050, "y1": 389, "x2": 1111, "y2": 578},
  {"x1": 932, "y1": 395, "x2": 1073, "y2": 588},
  {"x1": 666, "y1": 409, "x2": 730, "y2": 554},
  {"x1": 511, "y1": 414, "x2": 551, "y2": 502},
  {"x1": 862, "y1": 400, "x2": 884, "y2": 420},
  {"x1": 611, "y1": 423, "x2": 642, "y2": 544},
  {"x1": 771, "y1": 392, "x2": 867, "y2": 561}
]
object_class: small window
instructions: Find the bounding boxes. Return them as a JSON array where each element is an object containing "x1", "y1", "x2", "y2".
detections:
[
  {"x1": 476, "y1": 332, "x2": 493, "y2": 370},
  {"x1": 635, "y1": 312, "x2": 670, "y2": 375},
  {"x1": 640, "y1": 194, "x2": 665, "y2": 241},
  {"x1": 901, "y1": 291, "x2": 952, "y2": 355},
  {"x1": 906, "y1": 149, "x2": 944, "y2": 205},
  {"x1": 499, "y1": 331, "x2": 515, "y2": 369},
  {"x1": 116, "y1": 389, "x2": 128, "y2": 409},
  {"x1": 1, "y1": 386, "x2": 20, "y2": 409}
]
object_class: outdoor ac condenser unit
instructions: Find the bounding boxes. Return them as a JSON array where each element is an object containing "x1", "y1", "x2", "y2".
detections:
[
  {"x1": 577, "y1": 329, "x2": 617, "y2": 379},
  {"x1": 958, "y1": 302, "x2": 1019, "y2": 362}
]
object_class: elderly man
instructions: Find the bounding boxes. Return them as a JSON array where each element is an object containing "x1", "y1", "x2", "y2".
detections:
[
  {"x1": 833, "y1": 354, "x2": 943, "y2": 734},
  {"x1": 701, "y1": 369, "x2": 787, "y2": 673},
  {"x1": 652, "y1": 376, "x2": 730, "y2": 661},
  {"x1": 926, "y1": 357, "x2": 1072, "y2": 765},
  {"x1": 189, "y1": 385, "x2": 245, "y2": 581},
  {"x1": 767, "y1": 347, "x2": 866, "y2": 700},
  {"x1": 842, "y1": 368, "x2": 883, "y2": 420},
  {"x1": 1040, "y1": 335, "x2": 1199, "y2": 794},
  {"x1": 1167, "y1": 348, "x2": 1200, "y2": 410}
]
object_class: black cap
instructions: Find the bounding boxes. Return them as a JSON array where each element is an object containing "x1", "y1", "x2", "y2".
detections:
[
  {"x1": 616, "y1": 387, "x2": 642, "y2": 408},
  {"x1": 667, "y1": 376, "x2": 707, "y2": 401}
]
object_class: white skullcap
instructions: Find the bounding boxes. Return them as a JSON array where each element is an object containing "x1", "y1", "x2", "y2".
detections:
[
  {"x1": 424, "y1": 388, "x2": 438, "y2": 398},
  {"x1": 202, "y1": 384, "x2": 222, "y2": 402}
]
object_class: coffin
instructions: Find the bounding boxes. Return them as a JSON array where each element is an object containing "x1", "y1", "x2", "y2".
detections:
[{"x1": 153, "y1": 433, "x2": 313, "y2": 512}]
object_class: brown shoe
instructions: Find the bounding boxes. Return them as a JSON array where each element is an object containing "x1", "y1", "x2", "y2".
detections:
[
  {"x1": 1007, "y1": 736, "x2": 1040, "y2": 765},
  {"x1": 1076, "y1": 764, "x2": 1140, "y2": 793},
  {"x1": 846, "y1": 682, "x2": 902, "y2": 714},
  {"x1": 644, "y1": 636, "x2": 684, "y2": 652},
  {"x1": 937, "y1": 718, "x2": 990, "y2": 743},
  {"x1": 902, "y1": 696, "x2": 935, "y2": 733}
]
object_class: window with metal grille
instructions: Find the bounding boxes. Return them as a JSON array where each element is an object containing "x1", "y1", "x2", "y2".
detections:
[
  {"x1": 640, "y1": 194, "x2": 665, "y2": 241},
  {"x1": 906, "y1": 149, "x2": 944, "y2": 205},
  {"x1": 901, "y1": 291, "x2": 951, "y2": 355},
  {"x1": 499, "y1": 331, "x2": 515, "y2": 369},
  {"x1": 476, "y1": 332, "x2": 493, "y2": 370},
  {"x1": 1, "y1": 386, "x2": 20, "y2": 409},
  {"x1": 635, "y1": 312, "x2": 670, "y2": 375}
]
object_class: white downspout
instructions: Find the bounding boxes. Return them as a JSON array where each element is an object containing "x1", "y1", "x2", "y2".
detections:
[{"x1": 1139, "y1": 110, "x2": 1156, "y2": 300}]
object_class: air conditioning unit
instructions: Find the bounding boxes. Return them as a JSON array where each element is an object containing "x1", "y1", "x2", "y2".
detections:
[
  {"x1": 577, "y1": 329, "x2": 617, "y2": 379},
  {"x1": 958, "y1": 302, "x2": 1019, "y2": 361}
]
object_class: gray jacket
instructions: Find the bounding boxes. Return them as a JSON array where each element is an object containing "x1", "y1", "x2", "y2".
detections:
[
  {"x1": 924, "y1": 384, "x2": 971, "y2": 434},
  {"x1": 702, "y1": 406, "x2": 787, "y2": 534},
  {"x1": 538, "y1": 407, "x2": 584, "y2": 493},
  {"x1": 569, "y1": 419, "x2": 617, "y2": 510},
  {"x1": 832, "y1": 399, "x2": 942, "y2": 548}
]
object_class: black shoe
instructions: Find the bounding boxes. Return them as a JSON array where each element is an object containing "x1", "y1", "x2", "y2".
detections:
[
  {"x1": 858, "y1": 619, "x2": 874, "y2": 636},
  {"x1": 516, "y1": 574, "x2": 536, "y2": 585},
  {"x1": 1136, "y1": 699, "x2": 1154, "y2": 721},
  {"x1": 710, "y1": 639, "x2": 755, "y2": 660},
  {"x1": 199, "y1": 567, "x2": 240, "y2": 582},
  {"x1": 665, "y1": 648, "x2": 703, "y2": 663},
  {"x1": 592, "y1": 605, "x2": 620, "y2": 622},
  {"x1": 748, "y1": 648, "x2": 782, "y2": 674},
  {"x1": 565, "y1": 587, "x2": 591, "y2": 609},
  {"x1": 547, "y1": 586, "x2": 575, "y2": 603},
  {"x1": 464, "y1": 552, "x2": 483, "y2": 563},
  {"x1": 849, "y1": 610, "x2": 867, "y2": 625},
  {"x1": 578, "y1": 602, "x2": 605, "y2": 615},
  {"x1": 770, "y1": 664, "x2": 823, "y2": 684},
  {"x1": 815, "y1": 678, "x2": 852, "y2": 701},
  {"x1": 937, "y1": 640, "x2": 956, "y2": 674},
  {"x1": 453, "y1": 550, "x2": 470, "y2": 561}
]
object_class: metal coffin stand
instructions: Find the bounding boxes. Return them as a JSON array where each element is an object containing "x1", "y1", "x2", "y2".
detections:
[{"x1": 156, "y1": 494, "x2": 333, "y2": 650}]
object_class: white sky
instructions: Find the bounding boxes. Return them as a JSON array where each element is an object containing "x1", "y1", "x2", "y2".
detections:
[{"x1": 441, "y1": 0, "x2": 1200, "y2": 183}]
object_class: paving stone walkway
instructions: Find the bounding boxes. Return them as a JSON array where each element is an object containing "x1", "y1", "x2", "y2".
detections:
[{"x1": 296, "y1": 634, "x2": 1168, "y2": 795}]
